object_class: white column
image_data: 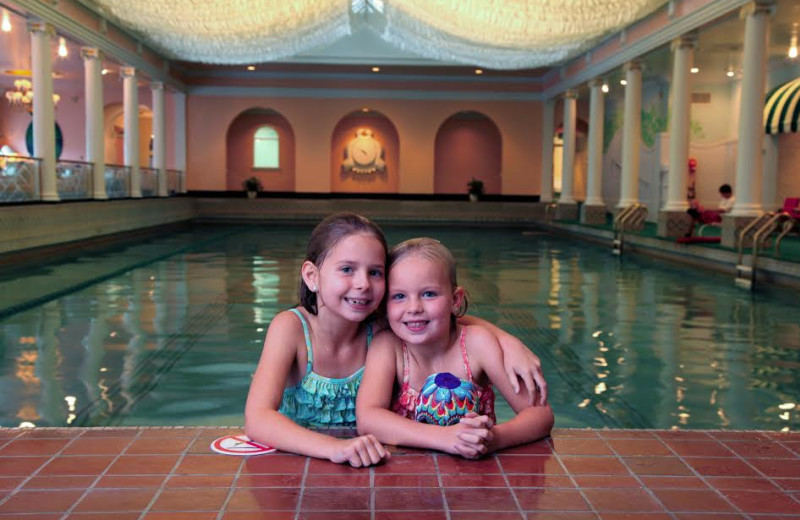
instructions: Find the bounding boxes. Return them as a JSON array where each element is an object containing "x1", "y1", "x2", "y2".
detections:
[
  {"x1": 152, "y1": 81, "x2": 167, "y2": 197},
  {"x1": 731, "y1": 1, "x2": 772, "y2": 217},
  {"x1": 540, "y1": 100, "x2": 555, "y2": 203},
  {"x1": 585, "y1": 79, "x2": 605, "y2": 206},
  {"x1": 173, "y1": 91, "x2": 187, "y2": 193},
  {"x1": 663, "y1": 36, "x2": 695, "y2": 211},
  {"x1": 618, "y1": 61, "x2": 642, "y2": 208},
  {"x1": 82, "y1": 47, "x2": 106, "y2": 200},
  {"x1": 560, "y1": 90, "x2": 578, "y2": 204},
  {"x1": 28, "y1": 21, "x2": 58, "y2": 201},
  {"x1": 121, "y1": 67, "x2": 141, "y2": 197}
]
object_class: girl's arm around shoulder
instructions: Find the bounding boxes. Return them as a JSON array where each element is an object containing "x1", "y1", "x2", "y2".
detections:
[
  {"x1": 466, "y1": 325, "x2": 554, "y2": 453},
  {"x1": 356, "y1": 330, "x2": 489, "y2": 458},
  {"x1": 245, "y1": 309, "x2": 387, "y2": 467},
  {"x1": 458, "y1": 315, "x2": 548, "y2": 405}
]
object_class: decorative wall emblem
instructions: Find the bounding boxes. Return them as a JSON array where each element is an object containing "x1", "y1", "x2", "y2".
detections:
[{"x1": 342, "y1": 128, "x2": 385, "y2": 174}]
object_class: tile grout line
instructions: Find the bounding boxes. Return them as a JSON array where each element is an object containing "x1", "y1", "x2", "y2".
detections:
[
  {"x1": 659, "y1": 433, "x2": 754, "y2": 520},
  {"x1": 59, "y1": 429, "x2": 144, "y2": 520},
  {"x1": 548, "y1": 436, "x2": 601, "y2": 519},
  {"x1": 496, "y1": 454, "x2": 528, "y2": 520},
  {"x1": 293, "y1": 456, "x2": 310, "y2": 520},
  {"x1": 432, "y1": 453, "x2": 451, "y2": 520},
  {"x1": 136, "y1": 428, "x2": 203, "y2": 520},
  {"x1": 214, "y1": 444, "x2": 247, "y2": 520},
  {"x1": 0, "y1": 430, "x2": 86, "y2": 511}
]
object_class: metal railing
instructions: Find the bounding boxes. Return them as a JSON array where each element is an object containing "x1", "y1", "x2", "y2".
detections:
[
  {"x1": 0, "y1": 155, "x2": 41, "y2": 202},
  {"x1": 612, "y1": 203, "x2": 648, "y2": 256},
  {"x1": 167, "y1": 169, "x2": 183, "y2": 194},
  {"x1": 139, "y1": 167, "x2": 158, "y2": 197},
  {"x1": 736, "y1": 211, "x2": 797, "y2": 290},
  {"x1": 56, "y1": 160, "x2": 93, "y2": 200},
  {"x1": 105, "y1": 164, "x2": 131, "y2": 199}
]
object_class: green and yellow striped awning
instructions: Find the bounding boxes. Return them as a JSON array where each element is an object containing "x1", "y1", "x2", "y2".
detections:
[{"x1": 765, "y1": 77, "x2": 800, "y2": 134}]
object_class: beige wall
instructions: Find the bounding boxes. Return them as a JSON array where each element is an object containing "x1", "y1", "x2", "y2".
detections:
[{"x1": 187, "y1": 96, "x2": 542, "y2": 196}]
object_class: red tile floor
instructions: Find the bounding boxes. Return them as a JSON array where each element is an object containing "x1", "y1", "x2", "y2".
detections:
[{"x1": 1, "y1": 427, "x2": 800, "y2": 519}]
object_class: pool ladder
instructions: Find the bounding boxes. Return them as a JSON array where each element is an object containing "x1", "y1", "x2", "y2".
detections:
[
  {"x1": 612, "y1": 203, "x2": 648, "y2": 256},
  {"x1": 735, "y1": 211, "x2": 797, "y2": 290}
]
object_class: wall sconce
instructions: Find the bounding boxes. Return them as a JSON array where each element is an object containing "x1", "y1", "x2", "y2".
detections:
[
  {"x1": 601, "y1": 82, "x2": 609, "y2": 93},
  {"x1": 789, "y1": 24, "x2": 798, "y2": 59},
  {"x1": 58, "y1": 36, "x2": 68, "y2": 57},
  {"x1": 1, "y1": 9, "x2": 11, "y2": 32}
]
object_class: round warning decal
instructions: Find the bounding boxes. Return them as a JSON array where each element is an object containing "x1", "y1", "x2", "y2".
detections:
[{"x1": 210, "y1": 434, "x2": 276, "y2": 456}]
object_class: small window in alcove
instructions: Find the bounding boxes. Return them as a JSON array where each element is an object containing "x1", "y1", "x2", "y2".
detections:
[{"x1": 253, "y1": 126, "x2": 279, "y2": 168}]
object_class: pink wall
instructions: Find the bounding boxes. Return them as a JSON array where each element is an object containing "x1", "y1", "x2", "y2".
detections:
[
  {"x1": 434, "y1": 112, "x2": 501, "y2": 194},
  {"x1": 330, "y1": 111, "x2": 399, "y2": 193},
  {"x1": 226, "y1": 109, "x2": 296, "y2": 192},
  {"x1": 187, "y1": 96, "x2": 542, "y2": 195}
]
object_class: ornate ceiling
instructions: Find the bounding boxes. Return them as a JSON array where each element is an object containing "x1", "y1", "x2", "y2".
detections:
[{"x1": 78, "y1": 0, "x2": 669, "y2": 69}]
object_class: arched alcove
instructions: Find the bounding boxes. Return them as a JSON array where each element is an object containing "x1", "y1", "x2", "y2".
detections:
[
  {"x1": 103, "y1": 103, "x2": 153, "y2": 166},
  {"x1": 330, "y1": 109, "x2": 399, "y2": 194},
  {"x1": 226, "y1": 108, "x2": 295, "y2": 192},
  {"x1": 434, "y1": 111, "x2": 501, "y2": 195}
]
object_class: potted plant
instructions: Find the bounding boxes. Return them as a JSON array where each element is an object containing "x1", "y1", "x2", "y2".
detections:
[
  {"x1": 242, "y1": 176, "x2": 263, "y2": 199},
  {"x1": 467, "y1": 177, "x2": 484, "y2": 202}
]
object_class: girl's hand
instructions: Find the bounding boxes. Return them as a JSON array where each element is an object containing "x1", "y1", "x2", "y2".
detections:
[
  {"x1": 443, "y1": 413, "x2": 493, "y2": 459},
  {"x1": 328, "y1": 434, "x2": 390, "y2": 467},
  {"x1": 502, "y1": 340, "x2": 548, "y2": 406}
]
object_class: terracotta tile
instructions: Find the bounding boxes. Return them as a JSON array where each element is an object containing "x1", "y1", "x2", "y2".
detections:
[
  {"x1": 0, "y1": 429, "x2": 22, "y2": 438},
  {"x1": 222, "y1": 512, "x2": 294, "y2": 520},
  {"x1": 551, "y1": 429, "x2": 599, "y2": 439},
  {"x1": 598, "y1": 430, "x2": 656, "y2": 439},
  {"x1": 372, "y1": 454, "x2": 436, "y2": 474},
  {"x1": 638, "y1": 476, "x2": 708, "y2": 489},
  {"x1": 306, "y1": 458, "x2": 366, "y2": 475},
  {"x1": 126, "y1": 437, "x2": 193, "y2": 455},
  {"x1": 685, "y1": 457, "x2": 760, "y2": 477},
  {"x1": 573, "y1": 475, "x2": 640, "y2": 488},
  {"x1": 444, "y1": 488, "x2": 517, "y2": 511},
  {"x1": 0, "y1": 456, "x2": 49, "y2": 476},
  {"x1": 69, "y1": 514, "x2": 141, "y2": 520},
  {"x1": 498, "y1": 455, "x2": 564, "y2": 474},
  {"x1": 39, "y1": 455, "x2": 114, "y2": 476},
  {"x1": 300, "y1": 487, "x2": 370, "y2": 511},
  {"x1": 605, "y1": 439, "x2": 671, "y2": 456},
  {"x1": 721, "y1": 490, "x2": 800, "y2": 514},
  {"x1": 374, "y1": 474, "x2": 439, "y2": 487},
  {"x1": 165, "y1": 474, "x2": 235, "y2": 488},
  {"x1": 652, "y1": 489, "x2": 736, "y2": 513},
  {"x1": 582, "y1": 488, "x2": 664, "y2": 512},
  {"x1": 559, "y1": 456, "x2": 629, "y2": 475},
  {"x1": 79, "y1": 429, "x2": 139, "y2": 438},
  {"x1": 242, "y1": 454, "x2": 306, "y2": 474},
  {"x1": 22, "y1": 475, "x2": 96, "y2": 490},
  {"x1": 451, "y1": 514, "x2": 523, "y2": 520},
  {"x1": 601, "y1": 515, "x2": 673, "y2": 520},
  {"x1": 377, "y1": 513, "x2": 446, "y2": 520},
  {"x1": 307, "y1": 473, "x2": 371, "y2": 487},
  {"x1": 0, "y1": 476, "x2": 25, "y2": 490},
  {"x1": 673, "y1": 514, "x2": 747, "y2": 520},
  {"x1": 706, "y1": 476, "x2": 780, "y2": 491},
  {"x1": 174, "y1": 454, "x2": 240, "y2": 475},
  {"x1": 0, "y1": 490, "x2": 83, "y2": 513},
  {"x1": 374, "y1": 487, "x2": 444, "y2": 510},
  {"x1": 550, "y1": 438, "x2": 613, "y2": 456},
  {"x1": 664, "y1": 440, "x2": 734, "y2": 457},
  {"x1": 528, "y1": 514, "x2": 598, "y2": 520},
  {"x1": 774, "y1": 478, "x2": 800, "y2": 491},
  {"x1": 226, "y1": 488, "x2": 300, "y2": 511},
  {"x1": 707, "y1": 431, "x2": 769, "y2": 442},
  {"x1": 0, "y1": 515, "x2": 61, "y2": 520},
  {"x1": 437, "y1": 455, "x2": 501, "y2": 474},
  {"x1": 747, "y1": 458, "x2": 800, "y2": 478},
  {"x1": 61, "y1": 437, "x2": 133, "y2": 455},
  {"x1": 507, "y1": 475, "x2": 573, "y2": 488},
  {"x1": 516, "y1": 488, "x2": 591, "y2": 511},
  {"x1": 19, "y1": 429, "x2": 79, "y2": 439},
  {"x1": 297, "y1": 514, "x2": 370, "y2": 520},
  {"x1": 150, "y1": 488, "x2": 229, "y2": 511},
  {"x1": 72, "y1": 489, "x2": 157, "y2": 512},
  {"x1": 0, "y1": 439, "x2": 69, "y2": 456},
  {"x1": 139, "y1": 429, "x2": 199, "y2": 438},
  {"x1": 725, "y1": 440, "x2": 797, "y2": 458},
  {"x1": 442, "y1": 473, "x2": 507, "y2": 487},
  {"x1": 623, "y1": 456, "x2": 693, "y2": 476},
  {"x1": 499, "y1": 439, "x2": 553, "y2": 455},
  {"x1": 144, "y1": 513, "x2": 219, "y2": 520},
  {"x1": 107, "y1": 454, "x2": 181, "y2": 475},
  {"x1": 655, "y1": 431, "x2": 711, "y2": 440},
  {"x1": 95, "y1": 475, "x2": 166, "y2": 488}
]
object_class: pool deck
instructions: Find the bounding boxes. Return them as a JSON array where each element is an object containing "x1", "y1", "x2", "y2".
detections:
[{"x1": 2, "y1": 427, "x2": 799, "y2": 519}]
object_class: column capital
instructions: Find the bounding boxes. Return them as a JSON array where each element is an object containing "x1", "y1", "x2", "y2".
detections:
[
  {"x1": 26, "y1": 20, "x2": 54, "y2": 36},
  {"x1": 740, "y1": 0, "x2": 776, "y2": 18},
  {"x1": 563, "y1": 89, "x2": 578, "y2": 100},
  {"x1": 120, "y1": 66, "x2": 136, "y2": 79},
  {"x1": 588, "y1": 78, "x2": 604, "y2": 89},
  {"x1": 80, "y1": 47, "x2": 102, "y2": 61},
  {"x1": 625, "y1": 60, "x2": 642, "y2": 73},
  {"x1": 151, "y1": 81, "x2": 164, "y2": 91},
  {"x1": 671, "y1": 33, "x2": 697, "y2": 51}
]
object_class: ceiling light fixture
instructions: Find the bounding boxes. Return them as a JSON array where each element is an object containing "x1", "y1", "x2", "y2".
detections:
[
  {"x1": 101, "y1": 68, "x2": 110, "y2": 75},
  {"x1": 789, "y1": 24, "x2": 798, "y2": 59},
  {"x1": 371, "y1": 66, "x2": 380, "y2": 72},
  {"x1": 474, "y1": 68, "x2": 483, "y2": 75},
  {"x1": 58, "y1": 37, "x2": 68, "y2": 57},
  {"x1": 246, "y1": 65, "x2": 255, "y2": 70},
  {"x1": 601, "y1": 82, "x2": 609, "y2": 93},
  {"x1": 1, "y1": 9, "x2": 11, "y2": 32},
  {"x1": 4, "y1": 79, "x2": 60, "y2": 111},
  {"x1": 690, "y1": 66, "x2": 699, "y2": 74},
  {"x1": 620, "y1": 79, "x2": 627, "y2": 86},
  {"x1": 726, "y1": 65, "x2": 735, "y2": 78}
]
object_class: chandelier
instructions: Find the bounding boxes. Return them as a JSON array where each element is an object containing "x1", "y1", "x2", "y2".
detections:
[{"x1": 4, "y1": 79, "x2": 60, "y2": 110}]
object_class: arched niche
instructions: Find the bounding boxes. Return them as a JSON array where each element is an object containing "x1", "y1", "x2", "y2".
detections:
[
  {"x1": 331, "y1": 109, "x2": 399, "y2": 194},
  {"x1": 553, "y1": 118, "x2": 589, "y2": 198},
  {"x1": 103, "y1": 103, "x2": 153, "y2": 166},
  {"x1": 434, "y1": 111, "x2": 501, "y2": 195},
  {"x1": 226, "y1": 108, "x2": 295, "y2": 192}
]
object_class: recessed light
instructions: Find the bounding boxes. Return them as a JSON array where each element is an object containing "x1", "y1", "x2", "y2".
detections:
[
  {"x1": 371, "y1": 66, "x2": 380, "y2": 72},
  {"x1": 247, "y1": 65, "x2": 255, "y2": 71},
  {"x1": 690, "y1": 67, "x2": 699, "y2": 74},
  {"x1": 101, "y1": 68, "x2": 109, "y2": 75},
  {"x1": 601, "y1": 83, "x2": 609, "y2": 93},
  {"x1": 475, "y1": 69, "x2": 483, "y2": 75},
  {"x1": 620, "y1": 79, "x2": 627, "y2": 86}
]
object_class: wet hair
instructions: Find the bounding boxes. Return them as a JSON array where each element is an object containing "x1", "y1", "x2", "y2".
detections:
[
  {"x1": 299, "y1": 212, "x2": 388, "y2": 315},
  {"x1": 388, "y1": 237, "x2": 469, "y2": 318},
  {"x1": 719, "y1": 184, "x2": 732, "y2": 195}
]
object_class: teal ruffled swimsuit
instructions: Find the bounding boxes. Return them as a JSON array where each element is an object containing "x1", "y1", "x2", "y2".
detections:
[{"x1": 278, "y1": 308, "x2": 372, "y2": 428}]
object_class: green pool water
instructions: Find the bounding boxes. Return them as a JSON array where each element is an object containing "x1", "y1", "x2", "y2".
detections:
[{"x1": 1, "y1": 223, "x2": 798, "y2": 431}]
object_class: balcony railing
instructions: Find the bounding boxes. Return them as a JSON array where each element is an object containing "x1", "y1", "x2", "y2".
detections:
[{"x1": 0, "y1": 158, "x2": 182, "y2": 204}]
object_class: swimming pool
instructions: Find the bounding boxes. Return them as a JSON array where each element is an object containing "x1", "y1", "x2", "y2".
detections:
[{"x1": 1, "y1": 223, "x2": 798, "y2": 431}]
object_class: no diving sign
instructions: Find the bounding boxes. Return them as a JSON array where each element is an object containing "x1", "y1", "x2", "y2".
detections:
[{"x1": 210, "y1": 434, "x2": 276, "y2": 456}]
